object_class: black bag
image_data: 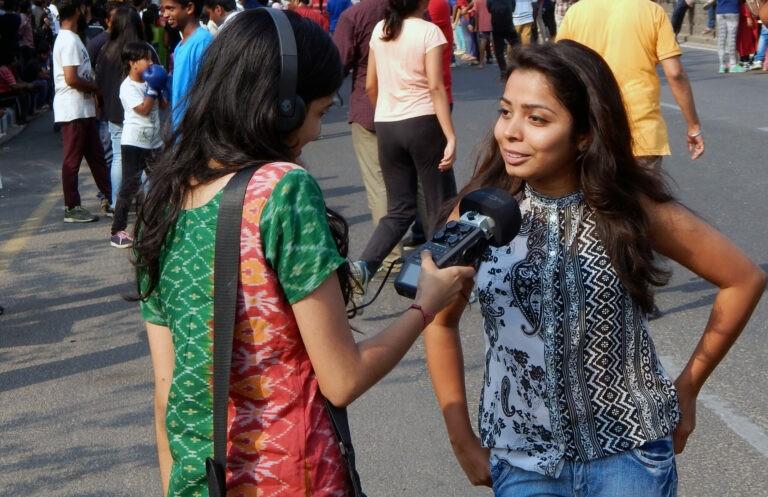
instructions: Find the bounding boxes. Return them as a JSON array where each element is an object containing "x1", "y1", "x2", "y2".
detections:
[{"x1": 206, "y1": 166, "x2": 366, "y2": 497}]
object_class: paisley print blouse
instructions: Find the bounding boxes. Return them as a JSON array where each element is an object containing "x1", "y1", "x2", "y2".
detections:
[{"x1": 476, "y1": 185, "x2": 680, "y2": 477}]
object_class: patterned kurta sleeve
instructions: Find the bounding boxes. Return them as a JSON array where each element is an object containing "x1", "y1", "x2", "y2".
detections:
[
  {"x1": 139, "y1": 270, "x2": 168, "y2": 326},
  {"x1": 260, "y1": 169, "x2": 346, "y2": 304}
]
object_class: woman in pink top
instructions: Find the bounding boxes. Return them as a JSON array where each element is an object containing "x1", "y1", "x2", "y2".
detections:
[{"x1": 352, "y1": 0, "x2": 458, "y2": 286}]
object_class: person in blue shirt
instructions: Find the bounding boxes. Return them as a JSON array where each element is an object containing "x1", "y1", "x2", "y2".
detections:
[
  {"x1": 160, "y1": 0, "x2": 214, "y2": 127},
  {"x1": 326, "y1": 0, "x2": 351, "y2": 34}
]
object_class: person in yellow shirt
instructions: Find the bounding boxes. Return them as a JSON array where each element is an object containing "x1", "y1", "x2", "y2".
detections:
[{"x1": 557, "y1": 0, "x2": 705, "y2": 166}]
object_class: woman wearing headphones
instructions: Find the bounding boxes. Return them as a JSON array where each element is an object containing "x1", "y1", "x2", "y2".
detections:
[{"x1": 135, "y1": 10, "x2": 474, "y2": 497}]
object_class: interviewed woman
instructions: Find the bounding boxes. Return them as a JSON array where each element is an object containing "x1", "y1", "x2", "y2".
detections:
[{"x1": 424, "y1": 41, "x2": 765, "y2": 497}]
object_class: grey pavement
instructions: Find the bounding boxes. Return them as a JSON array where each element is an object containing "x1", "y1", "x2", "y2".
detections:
[{"x1": 1, "y1": 46, "x2": 767, "y2": 497}]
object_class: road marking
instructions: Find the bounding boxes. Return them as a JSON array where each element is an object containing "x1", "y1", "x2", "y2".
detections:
[
  {"x1": 660, "y1": 102, "x2": 681, "y2": 111},
  {"x1": 680, "y1": 43, "x2": 719, "y2": 53},
  {"x1": 660, "y1": 355, "x2": 768, "y2": 459},
  {"x1": 0, "y1": 187, "x2": 59, "y2": 273},
  {"x1": 758, "y1": 127, "x2": 768, "y2": 133}
]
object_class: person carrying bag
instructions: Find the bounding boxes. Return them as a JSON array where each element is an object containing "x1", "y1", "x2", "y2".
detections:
[{"x1": 206, "y1": 165, "x2": 366, "y2": 497}]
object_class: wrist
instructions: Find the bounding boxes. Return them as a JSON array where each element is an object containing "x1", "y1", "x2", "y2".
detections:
[
  {"x1": 449, "y1": 429, "x2": 479, "y2": 451},
  {"x1": 687, "y1": 125, "x2": 702, "y2": 137},
  {"x1": 674, "y1": 373, "x2": 702, "y2": 397},
  {"x1": 408, "y1": 303, "x2": 435, "y2": 328}
]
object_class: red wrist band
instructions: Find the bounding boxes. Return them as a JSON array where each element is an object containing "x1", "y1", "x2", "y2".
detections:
[{"x1": 409, "y1": 303, "x2": 436, "y2": 328}]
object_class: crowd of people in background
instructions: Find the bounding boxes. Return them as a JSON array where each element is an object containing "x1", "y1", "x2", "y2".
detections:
[
  {"x1": 0, "y1": 0, "x2": 764, "y2": 242},
  {"x1": 672, "y1": 0, "x2": 767, "y2": 71}
]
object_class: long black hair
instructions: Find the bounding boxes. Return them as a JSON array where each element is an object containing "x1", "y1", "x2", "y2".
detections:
[
  {"x1": 456, "y1": 40, "x2": 674, "y2": 313},
  {"x1": 100, "y1": 5, "x2": 145, "y2": 69},
  {"x1": 382, "y1": 0, "x2": 424, "y2": 41},
  {"x1": 143, "y1": 3, "x2": 160, "y2": 42},
  {"x1": 133, "y1": 10, "x2": 355, "y2": 313}
]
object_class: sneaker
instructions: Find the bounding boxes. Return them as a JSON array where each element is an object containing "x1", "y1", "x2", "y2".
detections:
[
  {"x1": 729, "y1": 64, "x2": 747, "y2": 73},
  {"x1": 64, "y1": 206, "x2": 98, "y2": 223},
  {"x1": 749, "y1": 60, "x2": 764, "y2": 70},
  {"x1": 100, "y1": 198, "x2": 114, "y2": 218},
  {"x1": 349, "y1": 260, "x2": 371, "y2": 300},
  {"x1": 718, "y1": 65, "x2": 728, "y2": 73},
  {"x1": 110, "y1": 230, "x2": 134, "y2": 248}
]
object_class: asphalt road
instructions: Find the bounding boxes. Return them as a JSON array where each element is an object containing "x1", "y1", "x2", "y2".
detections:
[{"x1": 1, "y1": 45, "x2": 767, "y2": 497}]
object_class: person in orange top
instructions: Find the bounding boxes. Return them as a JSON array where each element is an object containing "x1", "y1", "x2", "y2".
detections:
[{"x1": 558, "y1": 0, "x2": 704, "y2": 167}]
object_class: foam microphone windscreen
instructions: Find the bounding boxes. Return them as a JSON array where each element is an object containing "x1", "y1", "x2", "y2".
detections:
[{"x1": 459, "y1": 187, "x2": 522, "y2": 247}]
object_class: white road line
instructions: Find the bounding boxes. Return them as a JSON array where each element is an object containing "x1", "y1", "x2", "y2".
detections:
[
  {"x1": 660, "y1": 102, "x2": 681, "y2": 111},
  {"x1": 660, "y1": 355, "x2": 768, "y2": 459},
  {"x1": 681, "y1": 43, "x2": 719, "y2": 53},
  {"x1": 758, "y1": 127, "x2": 768, "y2": 133}
]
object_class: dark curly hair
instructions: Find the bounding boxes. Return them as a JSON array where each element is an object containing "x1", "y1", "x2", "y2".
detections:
[{"x1": 454, "y1": 40, "x2": 674, "y2": 313}]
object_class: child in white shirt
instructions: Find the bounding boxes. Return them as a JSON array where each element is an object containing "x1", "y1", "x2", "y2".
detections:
[{"x1": 111, "y1": 41, "x2": 168, "y2": 248}]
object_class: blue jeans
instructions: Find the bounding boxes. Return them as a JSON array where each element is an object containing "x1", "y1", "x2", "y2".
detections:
[
  {"x1": 108, "y1": 122, "x2": 123, "y2": 208},
  {"x1": 454, "y1": 24, "x2": 466, "y2": 53},
  {"x1": 460, "y1": 19, "x2": 477, "y2": 58},
  {"x1": 756, "y1": 25, "x2": 768, "y2": 63},
  {"x1": 491, "y1": 437, "x2": 677, "y2": 497}
]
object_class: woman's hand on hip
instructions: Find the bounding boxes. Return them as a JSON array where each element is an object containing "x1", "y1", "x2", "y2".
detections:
[
  {"x1": 439, "y1": 139, "x2": 456, "y2": 171},
  {"x1": 453, "y1": 435, "x2": 492, "y2": 487},
  {"x1": 672, "y1": 377, "x2": 697, "y2": 454}
]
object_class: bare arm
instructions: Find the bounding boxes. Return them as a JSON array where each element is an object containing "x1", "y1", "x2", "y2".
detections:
[
  {"x1": 62, "y1": 65, "x2": 99, "y2": 94},
  {"x1": 425, "y1": 45, "x2": 456, "y2": 170},
  {"x1": 647, "y1": 199, "x2": 766, "y2": 453},
  {"x1": 292, "y1": 253, "x2": 475, "y2": 407},
  {"x1": 146, "y1": 323, "x2": 175, "y2": 497},
  {"x1": 423, "y1": 207, "x2": 490, "y2": 487},
  {"x1": 133, "y1": 95, "x2": 157, "y2": 116},
  {"x1": 660, "y1": 56, "x2": 704, "y2": 160},
  {"x1": 761, "y1": 1, "x2": 768, "y2": 24},
  {"x1": 365, "y1": 49, "x2": 378, "y2": 107}
]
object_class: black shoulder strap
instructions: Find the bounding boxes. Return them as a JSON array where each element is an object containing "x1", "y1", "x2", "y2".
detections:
[
  {"x1": 211, "y1": 165, "x2": 366, "y2": 497},
  {"x1": 324, "y1": 400, "x2": 366, "y2": 497},
  {"x1": 211, "y1": 166, "x2": 258, "y2": 470}
]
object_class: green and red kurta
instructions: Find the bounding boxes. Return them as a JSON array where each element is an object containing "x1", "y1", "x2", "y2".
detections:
[{"x1": 141, "y1": 163, "x2": 348, "y2": 497}]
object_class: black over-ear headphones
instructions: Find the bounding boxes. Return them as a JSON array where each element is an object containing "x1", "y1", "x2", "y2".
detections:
[{"x1": 261, "y1": 8, "x2": 307, "y2": 133}]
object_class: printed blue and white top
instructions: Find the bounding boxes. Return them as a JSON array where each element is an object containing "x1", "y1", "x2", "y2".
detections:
[{"x1": 476, "y1": 184, "x2": 680, "y2": 477}]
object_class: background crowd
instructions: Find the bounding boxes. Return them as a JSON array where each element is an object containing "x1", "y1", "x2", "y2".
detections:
[
  {"x1": 0, "y1": 0, "x2": 764, "y2": 236},
  {"x1": 1, "y1": 0, "x2": 763, "y2": 128}
]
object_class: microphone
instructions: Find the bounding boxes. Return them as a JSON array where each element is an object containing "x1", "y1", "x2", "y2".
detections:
[{"x1": 394, "y1": 187, "x2": 522, "y2": 299}]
